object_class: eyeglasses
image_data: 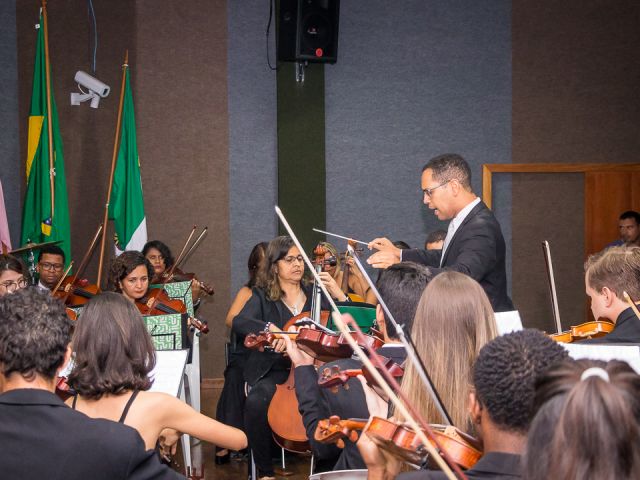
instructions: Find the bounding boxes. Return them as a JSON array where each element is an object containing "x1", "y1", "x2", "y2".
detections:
[
  {"x1": 422, "y1": 180, "x2": 450, "y2": 198},
  {"x1": 281, "y1": 255, "x2": 304, "y2": 264},
  {"x1": 0, "y1": 277, "x2": 29, "y2": 293},
  {"x1": 39, "y1": 262, "x2": 64, "y2": 271}
]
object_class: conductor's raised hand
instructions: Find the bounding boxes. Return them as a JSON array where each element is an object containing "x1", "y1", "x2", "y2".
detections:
[{"x1": 367, "y1": 237, "x2": 401, "y2": 269}]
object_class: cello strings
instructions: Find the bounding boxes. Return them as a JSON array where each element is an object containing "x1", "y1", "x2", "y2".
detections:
[{"x1": 276, "y1": 206, "x2": 464, "y2": 480}]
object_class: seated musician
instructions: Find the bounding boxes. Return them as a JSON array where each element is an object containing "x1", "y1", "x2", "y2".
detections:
[
  {"x1": 109, "y1": 250, "x2": 154, "y2": 303},
  {"x1": 319, "y1": 241, "x2": 370, "y2": 302},
  {"x1": 0, "y1": 254, "x2": 28, "y2": 297},
  {"x1": 143, "y1": 240, "x2": 174, "y2": 284},
  {"x1": 230, "y1": 236, "x2": 346, "y2": 480},
  {"x1": 523, "y1": 359, "x2": 640, "y2": 479},
  {"x1": 216, "y1": 241, "x2": 268, "y2": 464},
  {"x1": 582, "y1": 246, "x2": 640, "y2": 344},
  {"x1": 36, "y1": 244, "x2": 65, "y2": 291},
  {"x1": 360, "y1": 329, "x2": 568, "y2": 479},
  {"x1": 143, "y1": 240, "x2": 202, "y2": 304},
  {"x1": 0, "y1": 288, "x2": 183, "y2": 479},
  {"x1": 283, "y1": 262, "x2": 433, "y2": 471},
  {"x1": 66, "y1": 292, "x2": 247, "y2": 456}
]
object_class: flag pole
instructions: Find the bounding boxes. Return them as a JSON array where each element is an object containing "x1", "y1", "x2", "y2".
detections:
[
  {"x1": 96, "y1": 50, "x2": 128, "y2": 287},
  {"x1": 41, "y1": 0, "x2": 55, "y2": 218}
]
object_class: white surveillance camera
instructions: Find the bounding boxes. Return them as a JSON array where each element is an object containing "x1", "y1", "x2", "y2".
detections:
[
  {"x1": 74, "y1": 71, "x2": 110, "y2": 97},
  {"x1": 70, "y1": 71, "x2": 110, "y2": 108}
]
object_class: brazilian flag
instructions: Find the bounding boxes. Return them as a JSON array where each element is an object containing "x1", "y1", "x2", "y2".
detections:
[{"x1": 21, "y1": 14, "x2": 71, "y2": 264}]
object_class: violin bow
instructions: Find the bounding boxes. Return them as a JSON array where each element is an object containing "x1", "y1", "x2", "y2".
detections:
[
  {"x1": 542, "y1": 241, "x2": 563, "y2": 334},
  {"x1": 52, "y1": 261, "x2": 74, "y2": 294},
  {"x1": 312, "y1": 228, "x2": 369, "y2": 247},
  {"x1": 276, "y1": 206, "x2": 465, "y2": 480},
  {"x1": 348, "y1": 244, "x2": 454, "y2": 427},
  {"x1": 60, "y1": 223, "x2": 103, "y2": 304},
  {"x1": 623, "y1": 291, "x2": 640, "y2": 321},
  {"x1": 175, "y1": 226, "x2": 208, "y2": 269}
]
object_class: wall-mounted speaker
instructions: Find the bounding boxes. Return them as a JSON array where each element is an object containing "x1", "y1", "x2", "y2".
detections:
[{"x1": 277, "y1": 0, "x2": 340, "y2": 64}]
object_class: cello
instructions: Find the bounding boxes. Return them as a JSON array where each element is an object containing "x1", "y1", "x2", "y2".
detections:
[{"x1": 266, "y1": 244, "x2": 331, "y2": 453}]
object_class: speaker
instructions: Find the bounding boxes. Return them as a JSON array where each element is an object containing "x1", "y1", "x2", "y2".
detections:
[{"x1": 277, "y1": 0, "x2": 340, "y2": 64}]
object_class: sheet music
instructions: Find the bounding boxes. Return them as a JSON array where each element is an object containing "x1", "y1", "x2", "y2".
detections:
[
  {"x1": 563, "y1": 343, "x2": 640, "y2": 374},
  {"x1": 494, "y1": 310, "x2": 523, "y2": 335},
  {"x1": 149, "y1": 349, "x2": 189, "y2": 397}
]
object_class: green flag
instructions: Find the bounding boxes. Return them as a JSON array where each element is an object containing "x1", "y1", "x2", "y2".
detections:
[
  {"x1": 108, "y1": 68, "x2": 147, "y2": 254},
  {"x1": 21, "y1": 16, "x2": 71, "y2": 264}
]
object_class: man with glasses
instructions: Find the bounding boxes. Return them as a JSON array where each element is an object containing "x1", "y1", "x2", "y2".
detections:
[
  {"x1": 36, "y1": 245, "x2": 66, "y2": 291},
  {"x1": 368, "y1": 153, "x2": 514, "y2": 312}
]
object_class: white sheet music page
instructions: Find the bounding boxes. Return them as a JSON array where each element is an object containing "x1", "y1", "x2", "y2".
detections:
[
  {"x1": 563, "y1": 343, "x2": 640, "y2": 374},
  {"x1": 149, "y1": 349, "x2": 189, "y2": 397},
  {"x1": 494, "y1": 311, "x2": 523, "y2": 335}
]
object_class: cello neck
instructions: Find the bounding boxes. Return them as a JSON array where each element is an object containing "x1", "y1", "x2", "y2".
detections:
[{"x1": 542, "y1": 240, "x2": 562, "y2": 333}]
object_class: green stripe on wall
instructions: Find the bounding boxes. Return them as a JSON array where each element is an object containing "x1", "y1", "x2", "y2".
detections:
[{"x1": 277, "y1": 61, "x2": 326, "y2": 252}]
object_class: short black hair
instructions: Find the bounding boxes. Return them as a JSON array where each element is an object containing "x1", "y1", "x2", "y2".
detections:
[
  {"x1": 422, "y1": 153, "x2": 472, "y2": 190},
  {"x1": 376, "y1": 262, "x2": 433, "y2": 339},
  {"x1": 392, "y1": 240, "x2": 411, "y2": 250},
  {"x1": 38, "y1": 244, "x2": 65, "y2": 263},
  {"x1": 620, "y1": 210, "x2": 640, "y2": 224},
  {"x1": 0, "y1": 288, "x2": 72, "y2": 381},
  {"x1": 426, "y1": 230, "x2": 447, "y2": 244},
  {"x1": 142, "y1": 240, "x2": 175, "y2": 269},
  {"x1": 473, "y1": 329, "x2": 568, "y2": 433}
]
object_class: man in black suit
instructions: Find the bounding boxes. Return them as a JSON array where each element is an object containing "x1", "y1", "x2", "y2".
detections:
[
  {"x1": 359, "y1": 329, "x2": 568, "y2": 479},
  {"x1": 283, "y1": 262, "x2": 433, "y2": 471},
  {"x1": 0, "y1": 288, "x2": 183, "y2": 480},
  {"x1": 582, "y1": 246, "x2": 640, "y2": 344},
  {"x1": 368, "y1": 153, "x2": 514, "y2": 312}
]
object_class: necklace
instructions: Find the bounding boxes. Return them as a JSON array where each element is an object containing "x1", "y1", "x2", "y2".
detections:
[{"x1": 282, "y1": 289, "x2": 304, "y2": 315}]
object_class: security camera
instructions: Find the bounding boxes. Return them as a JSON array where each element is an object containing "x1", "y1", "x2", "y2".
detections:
[{"x1": 70, "y1": 71, "x2": 110, "y2": 108}]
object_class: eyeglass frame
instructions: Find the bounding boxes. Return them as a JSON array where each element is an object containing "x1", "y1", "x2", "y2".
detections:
[
  {"x1": 0, "y1": 277, "x2": 29, "y2": 293},
  {"x1": 422, "y1": 180, "x2": 450, "y2": 198},
  {"x1": 39, "y1": 261, "x2": 65, "y2": 271},
  {"x1": 280, "y1": 255, "x2": 304, "y2": 265}
]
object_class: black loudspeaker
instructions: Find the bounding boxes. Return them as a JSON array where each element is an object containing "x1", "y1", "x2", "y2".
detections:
[{"x1": 277, "y1": 0, "x2": 340, "y2": 64}]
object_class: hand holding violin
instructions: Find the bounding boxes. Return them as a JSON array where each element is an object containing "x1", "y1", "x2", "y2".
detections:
[
  {"x1": 356, "y1": 419, "x2": 403, "y2": 480},
  {"x1": 367, "y1": 237, "x2": 401, "y2": 269},
  {"x1": 282, "y1": 328, "x2": 315, "y2": 367}
]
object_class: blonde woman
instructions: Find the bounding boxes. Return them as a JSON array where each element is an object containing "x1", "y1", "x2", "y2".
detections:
[{"x1": 358, "y1": 271, "x2": 498, "y2": 478}]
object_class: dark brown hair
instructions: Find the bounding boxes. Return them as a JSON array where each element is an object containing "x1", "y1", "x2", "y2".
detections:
[
  {"x1": 108, "y1": 251, "x2": 154, "y2": 293},
  {"x1": 0, "y1": 254, "x2": 25, "y2": 276},
  {"x1": 523, "y1": 359, "x2": 640, "y2": 480},
  {"x1": 246, "y1": 242, "x2": 268, "y2": 288},
  {"x1": 68, "y1": 292, "x2": 155, "y2": 399}
]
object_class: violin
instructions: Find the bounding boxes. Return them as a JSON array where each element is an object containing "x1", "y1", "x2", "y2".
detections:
[
  {"x1": 54, "y1": 276, "x2": 100, "y2": 307},
  {"x1": 549, "y1": 320, "x2": 615, "y2": 343},
  {"x1": 55, "y1": 375, "x2": 75, "y2": 401},
  {"x1": 244, "y1": 327, "x2": 385, "y2": 363},
  {"x1": 136, "y1": 287, "x2": 209, "y2": 334},
  {"x1": 317, "y1": 356, "x2": 404, "y2": 391},
  {"x1": 161, "y1": 266, "x2": 215, "y2": 296},
  {"x1": 314, "y1": 416, "x2": 481, "y2": 470},
  {"x1": 541, "y1": 240, "x2": 614, "y2": 343}
]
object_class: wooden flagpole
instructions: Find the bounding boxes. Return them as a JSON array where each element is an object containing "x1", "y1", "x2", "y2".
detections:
[
  {"x1": 96, "y1": 50, "x2": 128, "y2": 287},
  {"x1": 41, "y1": 0, "x2": 55, "y2": 218}
]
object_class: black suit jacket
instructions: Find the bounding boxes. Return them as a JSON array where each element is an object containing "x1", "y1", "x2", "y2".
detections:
[
  {"x1": 403, "y1": 201, "x2": 514, "y2": 312},
  {"x1": 398, "y1": 452, "x2": 521, "y2": 479},
  {"x1": 295, "y1": 345, "x2": 407, "y2": 471},
  {"x1": 0, "y1": 389, "x2": 183, "y2": 480},
  {"x1": 581, "y1": 307, "x2": 640, "y2": 344}
]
